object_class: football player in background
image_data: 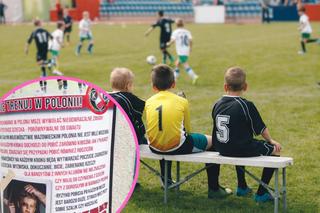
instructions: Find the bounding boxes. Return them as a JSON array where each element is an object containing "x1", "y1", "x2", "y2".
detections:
[
  {"x1": 75, "y1": 11, "x2": 94, "y2": 56},
  {"x1": 63, "y1": 8, "x2": 73, "y2": 45},
  {"x1": 48, "y1": 21, "x2": 68, "y2": 91},
  {"x1": 145, "y1": 10, "x2": 175, "y2": 65},
  {"x1": 167, "y1": 19, "x2": 199, "y2": 85},
  {"x1": 297, "y1": 6, "x2": 319, "y2": 54},
  {"x1": 25, "y1": 19, "x2": 52, "y2": 92}
]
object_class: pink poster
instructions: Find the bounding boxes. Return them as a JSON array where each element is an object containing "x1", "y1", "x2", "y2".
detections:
[{"x1": 0, "y1": 79, "x2": 119, "y2": 213}]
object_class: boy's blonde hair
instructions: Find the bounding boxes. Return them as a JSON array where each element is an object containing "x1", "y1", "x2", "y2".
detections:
[
  {"x1": 176, "y1": 18, "x2": 184, "y2": 27},
  {"x1": 224, "y1": 67, "x2": 246, "y2": 91},
  {"x1": 110, "y1": 68, "x2": 134, "y2": 91}
]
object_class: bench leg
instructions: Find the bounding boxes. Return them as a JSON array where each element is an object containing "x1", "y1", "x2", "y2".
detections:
[
  {"x1": 176, "y1": 161, "x2": 180, "y2": 194},
  {"x1": 282, "y1": 168, "x2": 287, "y2": 212},
  {"x1": 164, "y1": 160, "x2": 168, "y2": 204},
  {"x1": 274, "y1": 168, "x2": 279, "y2": 213}
]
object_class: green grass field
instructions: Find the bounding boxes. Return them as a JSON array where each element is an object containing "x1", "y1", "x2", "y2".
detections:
[{"x1": 0, "y1": 22, "x2": 319, "y2": 212}]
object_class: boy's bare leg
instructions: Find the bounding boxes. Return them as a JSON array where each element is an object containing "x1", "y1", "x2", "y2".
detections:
[{"x1": 204, "y1": 135, "x2": 212, "y2": 150}]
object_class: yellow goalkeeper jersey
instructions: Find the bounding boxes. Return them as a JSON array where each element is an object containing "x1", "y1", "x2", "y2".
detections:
[{"x1": 145, "y1": 91, "x2": 191, "y2": 152}]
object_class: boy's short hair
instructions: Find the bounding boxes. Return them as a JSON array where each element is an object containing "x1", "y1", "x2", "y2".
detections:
[
  {"x1": 224, "y1": 67, "x2": 246, "y2": 91},
  {"x1": 298, "y1": 6, "x2": 306, "y2": 12},
  {"x1": 176, "y1": 18, "x2": 184, "y2": 27},
  {"x1": 151, "y1": 64, "x2": 175, "y2": 91},
  {"x1": 158, "y1": 10, "x2": 164, "y2": 17},
  {"x1": 57, "y1": 21, "x2": 64, "y2": 29},
  {"x1": 34, "y1": 19, "x2": 41, "y2": 26},
  {"x1": 110, "y1": 68, "x2": 134, "y2": 91}
]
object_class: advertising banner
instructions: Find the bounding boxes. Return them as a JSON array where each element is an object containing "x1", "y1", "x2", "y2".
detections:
[{"x1": 0, "y1": 79, "x2": 117, "y2": 213}]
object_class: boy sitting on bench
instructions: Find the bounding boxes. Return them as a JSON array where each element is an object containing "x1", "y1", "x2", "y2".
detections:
[
  {"x1": 208, "y1": 67, "x2": 281, "y2": 202},
  {"x1": 145, "y1": 64, "x2": 214, "y2": 186},
  {"x1": 145, "y1": 64, "x2": 212, "y2": 154}
]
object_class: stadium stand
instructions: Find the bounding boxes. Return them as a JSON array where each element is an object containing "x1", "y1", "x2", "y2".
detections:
[
  {"x1": 100, "y1": 0, "x2": 194, "y2": 18},
  {"x1": 225, "y1": 1, "x2": 262, "y2": 19}
]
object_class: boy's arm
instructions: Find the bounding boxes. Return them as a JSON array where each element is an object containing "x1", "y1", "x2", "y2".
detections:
[
  {"x1": 66, "y1": 17, "x2": 73, "y2": 27},
  {"x1": 261, "y1": 128, "x2": 281, "y2": 152},
  {"x1": 79, "y1": 21, "x2": 86, "y2": 31},
  {"x1": 247, "y1": 102, "x2": 267, "y2": 136},
  {"x1": 167, "y1": 31, "x2": 176, "y2": 47},
  {"x1": 184, "y1": 100, "x2": 191, "y2": 133},
  {"x1": 25, "y1": 184, "x2": 46, "y2": 205},
  {"x1": 144, "y1": 27, "x2": 154, "y2": 36},
  {"x1": 166, "y1": 38, "x2": 174, "y2": 47},
  {"x1": 47, "y1": 31, "x2": 53, "y2": 40},
  {"x1": 299, "y1": 23, "x2": 306, "y2": 31},
  {"x1": 189, "y1": 38, "x2": 192, "y2": 52},
  {"x1": 57, "y1": 36, "x2": 64, "y2": 47},
  {"x1": 57, "y1": 32, "x2": 64, "y2": 47},
  {"x1": 298, "y1": 16, "x2": 306, "y2": 31},
  {"x1": 25, "y1": 32, "x2": 33, "y2": 54},
  {"x1": 145, "y1": 21, "x2": 159, "y2": 36}
]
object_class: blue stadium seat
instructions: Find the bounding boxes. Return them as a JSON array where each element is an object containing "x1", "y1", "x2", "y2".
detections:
[
  {"x1": 100, "y1": 0, "x2": 193, "y2": 17},
  {"x1": 225, "y1": 1, "x2": 261, "y2": 18}
]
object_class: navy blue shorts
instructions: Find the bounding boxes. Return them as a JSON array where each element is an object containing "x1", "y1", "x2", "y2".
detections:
[
  {"x1": 36, "y1": 49, "x2": 48, "y2": 62},
  {"x1": 219, "y1": 139, "x2": 275, "y2": 157}
]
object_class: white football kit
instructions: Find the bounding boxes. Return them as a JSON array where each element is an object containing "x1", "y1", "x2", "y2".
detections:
[{"x1": 171, "y1": 28, "x2": 192, "y2": 56}]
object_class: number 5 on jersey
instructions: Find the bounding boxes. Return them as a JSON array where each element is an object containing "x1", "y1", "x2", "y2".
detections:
[{"x1": 216, "y1": 115, "x2": 230, "y2": 143}]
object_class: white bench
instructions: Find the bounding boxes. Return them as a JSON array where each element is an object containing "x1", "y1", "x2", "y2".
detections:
[{"x1": 139, "y1": 144, "x2": 293, "y2": 213}]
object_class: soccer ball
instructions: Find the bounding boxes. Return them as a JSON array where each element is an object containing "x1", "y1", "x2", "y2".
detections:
[{"x1": 146, "y1": 55, "x2": 156, "y2": 65}]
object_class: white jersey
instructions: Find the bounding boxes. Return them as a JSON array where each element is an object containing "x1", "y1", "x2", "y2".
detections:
[
  {"x1": 171, "y1": 28, "x2": 192, "y2": 56},
  {"x1": 49, "y1": 29, "x2": 63, "y2": 51},
  {"x1": 79, "y1": 18, "x2": 92, "y2": 37},
  {"x1": 300, "y1": 14, "x2": 312, "y2": 34}
]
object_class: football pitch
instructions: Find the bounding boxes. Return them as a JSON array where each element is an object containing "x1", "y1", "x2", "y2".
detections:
[{"x1": 0, "y1": 22, "x2": 319, "y2": 212}]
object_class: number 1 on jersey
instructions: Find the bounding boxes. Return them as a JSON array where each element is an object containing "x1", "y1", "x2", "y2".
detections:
[{"x1": 156, "y1": 105, "x2": 163, "y2": 131}]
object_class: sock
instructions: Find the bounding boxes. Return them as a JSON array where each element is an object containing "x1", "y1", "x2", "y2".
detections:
[
  {"x1": 88, "y1": 43, "x2": 94, "y2": 53},
  {"x1": 206, "y1": 163, "x2": 220, "y2": 191},
  {"x1": 159, "y1": 160, "x2": 172, "y2": 181},
  {"x1": 167, "y1": 52, "x2": 175, "y2": 63},
  {"x1": 236, "y1": 166, "x2": 247, "y2": 189},
  {"x1": 63, "y1": 80, "x2": 68, "y2": 89},
  {"x1": 301, "y1": 41, "x2": 306, "y2": 52},
  {"x1": 57, "y1": 79, "x2": 63, "y2": 90},
  {"x1": 257, "y1": 167, "x2": 275, "y2": 195},
  {"x1": 51, "y1": 57, "x2": 56, "y2": 66},
  {"x1": 41, "y1": 66, "x2": 47, "y2": 77},
  {"x1": 162, "y1": 52, "x2": 167, "y2": 64},
  {"x1": 39, "y1": 80, "x2": 47, "y2": 92},
  {"x1": 77, "y1": 44, "x2": 82, "y2": 54},
  {"x1": 185, "y1": 67, "x2": 196, "y2": 79},
  {"x1": 307, "y1": 38, "x2": 318, "y2": 43},
  {"x1": 174, "y1": 68, "x2": 180, "y2": 79},
  {"x1": 43, "y1": 80, "x2": 47, "y2": 91}
]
